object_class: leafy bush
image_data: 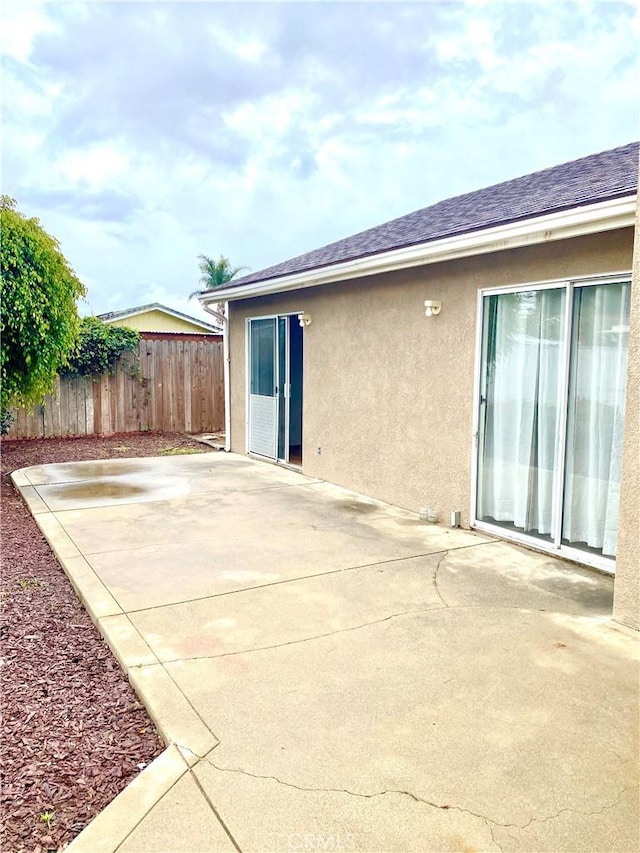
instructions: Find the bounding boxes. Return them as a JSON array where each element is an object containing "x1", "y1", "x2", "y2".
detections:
[
  {"x1": 64, "y1": 317, "x2": 139, "y2": 376},
  {"x1": 1, "y1": 195, "x2": 85, "y2": 413},
  {"x1": 1, "y1": 407, "x2": 14, "y2": 436}
]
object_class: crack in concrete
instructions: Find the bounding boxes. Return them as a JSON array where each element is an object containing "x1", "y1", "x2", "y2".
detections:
[
  {"x1": 204, "y1": 759, "x2": 501, "y2": 849},
  {"x1": 486, "y1": 820, "x2": 504, "y2": 852},
  {"x1": 512, "y1": 784, "x2": 639, "y2": 831},
  {"x1": 204, "y1": 759, "x2": 638, "y2": 845},
  {"x1": 161, "y1": 606, "x2": 443, "y2": 662},
  {"x1": 156, "y1": 601, "x2": 555, "y2": 666},
  {"x1": 432, "y1": 551, "x2": 450, "y2": 608}
]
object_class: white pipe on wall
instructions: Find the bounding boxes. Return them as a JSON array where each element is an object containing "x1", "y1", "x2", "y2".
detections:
[{"x1": 200, "y1": 300, "x2": 231, "y2": 452}]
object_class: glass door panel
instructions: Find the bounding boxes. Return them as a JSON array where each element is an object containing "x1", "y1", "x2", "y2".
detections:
[
  {"x1": 477, "y1": 288, "x2": 565, "y2": 541},
  {"x1": 562, "y1": 282, "x2": 631, "y2": 557},
  {"x1": 248, "y1": 316, "x2": 304, "y2": 464},
  {"x1": 250, "y1": 318, "x2": 276, "y2": 397},
  {"x1": 249, "y1": 318, "x2": 277, "y2": 458}
]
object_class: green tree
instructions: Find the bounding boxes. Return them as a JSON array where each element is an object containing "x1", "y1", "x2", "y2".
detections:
[
  {"x1": 64, "y1": 316, "x2": 139, "y2": 377},
  {"x1": 1, "y1": 196, "x2": 86, "y2": 420},
  {"x1": 196, "y1": 254, "x2": 247, "y2": 292}
]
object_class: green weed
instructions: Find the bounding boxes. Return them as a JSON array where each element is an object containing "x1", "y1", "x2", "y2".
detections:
[
  {"x1": 40, "y1": 810, "x2": 54, "y2": 830},
  {"x1": 17, "y1": 576, "x2": 43, "y2": 591}
]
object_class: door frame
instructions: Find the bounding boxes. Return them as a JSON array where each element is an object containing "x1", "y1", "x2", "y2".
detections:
[
  {"x1": 470, "y1": 269, "x2": 632, "y2": 574},
  {"x1": 245, "y1": 312, "x2": 303, "y2": 466}
]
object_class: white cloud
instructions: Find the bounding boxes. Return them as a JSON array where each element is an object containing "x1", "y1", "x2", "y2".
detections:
[
  {"x1": 1, "y1": 0, "x2": 638, "y2": 318},
  {"x1": 57, "y1": 144, "x2": 130, "y2": 185},
  {"x1": 0, "y1": 0, "x2": 59, "y2": 61}
]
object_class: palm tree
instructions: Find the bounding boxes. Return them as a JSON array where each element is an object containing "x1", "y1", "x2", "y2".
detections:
[{"x1": 196, "y1": 255, "x2": 248, "y2": 292}]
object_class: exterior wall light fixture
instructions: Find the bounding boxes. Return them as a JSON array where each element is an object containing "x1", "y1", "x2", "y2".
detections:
[
  {"x1": 298, "y1": 313, "x2": 312, "y2": 327},
  {"x1": 424, "y1": 300, "x2": 442, "y2": 317}
]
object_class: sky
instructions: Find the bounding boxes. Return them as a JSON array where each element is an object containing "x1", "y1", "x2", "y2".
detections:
[{"x1": 2, "y1": 0, "x2": 639, "y2": 323}]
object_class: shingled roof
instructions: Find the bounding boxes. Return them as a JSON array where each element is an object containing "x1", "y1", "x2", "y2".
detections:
[{"x1": 220, "y1": 141, "x2": 638, "y2": 290}]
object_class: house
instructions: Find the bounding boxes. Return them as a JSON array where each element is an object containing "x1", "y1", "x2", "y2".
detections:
[
  {"x1": 98, "y1": 302, "x2": 222, "y2": 340},
  {"x1": 200, "y1": 141, "x2": 640, "y2": 630}
]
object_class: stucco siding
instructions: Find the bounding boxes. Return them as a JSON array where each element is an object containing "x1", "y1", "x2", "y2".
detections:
[
  {"x1": 230, "y1": 229, "x2": 633, "y2": 532},
  {"x1": 613, "y1": 197, "x2": 640, "y2": 629}
]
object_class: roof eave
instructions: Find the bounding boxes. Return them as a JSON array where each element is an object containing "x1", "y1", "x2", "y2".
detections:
[
  {"x1": 102, "y1": 303, "x2": 221, "y2": 333},
  {"x1": 199, "y1": 195, "x2": 637, "y2": 305}
]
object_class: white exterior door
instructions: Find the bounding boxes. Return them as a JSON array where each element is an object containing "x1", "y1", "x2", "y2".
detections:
[
  {"x1": 247, "y1": 315, "x2": 304, "y2": 465},
  {"x1": 248, "y1": 318, "x2": 277, "y2": 458}
]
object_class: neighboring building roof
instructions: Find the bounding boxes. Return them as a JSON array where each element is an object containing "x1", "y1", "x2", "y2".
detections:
[
  {"x1": 213, "y1": 141, "x2": 638, "y2": 292},
  {"x1": 98, "y1": 303, "x2": 222, "y2": 334}
]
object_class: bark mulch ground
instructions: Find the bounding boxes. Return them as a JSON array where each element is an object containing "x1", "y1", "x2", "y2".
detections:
[{"x1": 1, "y1": 433, "x2": 211, "y2": 853}]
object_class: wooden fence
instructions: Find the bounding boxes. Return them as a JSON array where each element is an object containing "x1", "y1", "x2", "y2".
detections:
[{"x1": 6, "y1": 338, "x2": 224, "y2": 439}]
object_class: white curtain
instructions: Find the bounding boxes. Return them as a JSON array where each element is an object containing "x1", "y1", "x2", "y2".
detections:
[
  {"x1": 478, "y1": 289, "x2": 564, "y2": 536},
  {"x1": 562, "y1": 283, "x2": 630, "y2": 556}
]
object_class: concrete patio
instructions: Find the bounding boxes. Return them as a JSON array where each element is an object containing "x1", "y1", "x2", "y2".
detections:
[{"x1": 13, "y1": 452, "x2": 639, "y2": 853}]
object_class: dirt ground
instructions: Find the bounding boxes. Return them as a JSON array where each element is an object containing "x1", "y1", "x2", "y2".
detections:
[{"x1": 0, "y1": 433, "x2": 211, "y2": 853}]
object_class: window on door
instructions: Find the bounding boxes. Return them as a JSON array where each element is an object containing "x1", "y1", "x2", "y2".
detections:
[{"x1": 476, "y1": 277, "x2": 631, "y2": 569}]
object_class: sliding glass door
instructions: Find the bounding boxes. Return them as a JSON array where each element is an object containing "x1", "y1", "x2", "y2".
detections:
[
  {"x1": 476, "y1": 277, "x2": 630, "y2": 569},
  {"x1": 477, "y1": 287, "x2": 565, "y2": 542},
  {"x1": 562, "y1": 282, "x2": 631, "y2": 557}
]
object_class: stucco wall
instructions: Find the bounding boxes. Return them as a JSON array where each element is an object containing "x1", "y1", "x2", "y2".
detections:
[
  {"x1": 230, "y1": 229, "x2": 633, "y2": 521},
  {"x1": 613, "y1": 198, "x2": 640, "y2": 629}
]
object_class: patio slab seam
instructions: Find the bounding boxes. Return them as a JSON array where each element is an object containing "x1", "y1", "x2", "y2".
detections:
[
  {"x1": 27, "y1": 509, "x2": 82, "y2": 560},
  {"x1": 98, "y1": 612, "x2": 162, "y2": 670},
  {"x1": 128, "y1": 663, "x2": 220, "y2": 760},
  {"x1": 121, "y1": 540, "x2": 500, "y2": 616},
  {"x1": 184, "y1": 760, "x2": 243, "y2": 853},
  {"x1": 72, "y1": 744, "x2": 240, "y2": 853},
  {"x1": 159, "y1": 664, "x2": 223, "y2": 750},
  {"x1": 62, "y1": 555, "x2": 122, "y2": 620},
  {"x1": 108, "y1": 748, "x2": 242, "y2": 853}
]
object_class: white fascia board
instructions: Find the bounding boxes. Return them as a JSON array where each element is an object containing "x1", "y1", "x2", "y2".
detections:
[
  {"x1": 102, "y1": 308, "x2": 147, "y2": 322},
  {"x1": 107, "y1": 304, "x2": 220, "y2": 332},
  {"x1": 200, "y1": 195, "x2": 637, "y2": 304},
  {"x1": 147, "y1": 305, "x2": 220, "y2": 331}
]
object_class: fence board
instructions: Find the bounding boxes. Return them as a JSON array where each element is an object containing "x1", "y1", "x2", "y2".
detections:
[
  {"x1": 7, "y1": 339, "x2": 224, "y2": 439},
  {"x1": 47, "y1": 396, "x2": 55, "y2": 435},
  {"x1": 85, "y1": 378, "x2": 94, "y2": 434},
  {"x1": 183, "y1": 343, "x2": 192, "y2": 433},
  {"x1": 72, "y1": 378, "x2": 81, "y2": 434},
  {"x1": 59, "y1": 377, "x2": 70, "y2": 436},
  {"x1": 98, "y1": 374, "x2": 109, "y2": 435},
  {"x1": 116, "y1": 367, "x2": 126, "y2": 433},
  {"x1": 163, "y1": 341, "x2": 172, "y2": 432},
  {"x1": 198, "y1": 341, "x2": 207, "y2": 433}
]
